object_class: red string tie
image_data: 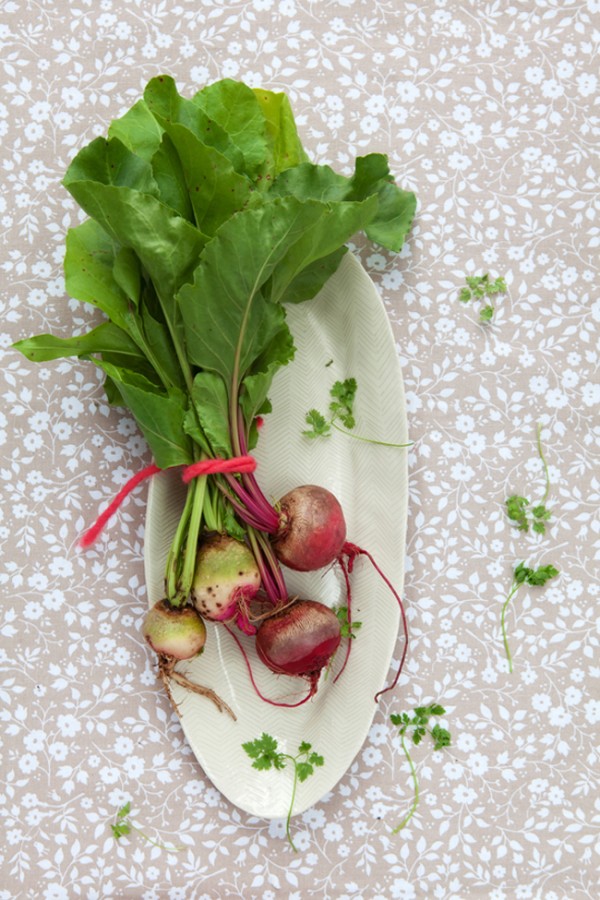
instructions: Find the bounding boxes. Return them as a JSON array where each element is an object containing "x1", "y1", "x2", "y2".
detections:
[{"x1": 79, "y1": 456, "x2": 256, "y2": 550}]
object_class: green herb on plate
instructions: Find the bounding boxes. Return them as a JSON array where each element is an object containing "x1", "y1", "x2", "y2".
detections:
[
  {"x1": 304, "y1": 377, "x2": 412, "y2": 448},
  {"x1": 242, "y1": 733, "x2": 324, "y2": 851}
]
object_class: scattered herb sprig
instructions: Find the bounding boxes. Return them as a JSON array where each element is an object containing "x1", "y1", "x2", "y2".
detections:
[
  {"x1": 506, "y1": 423, "x2": 552, "y2": 535},
  {"x1": 334, "y1": 604, "x2": 362, "y2": 640},
  {"x1": 242, "y1": 733, "x2": 324, "y2": 851},
  {"x1": 459, "y1": 273, "x2": 507, "y2": 323},
  {"x1": 390, "y1": 705, "x2": 451, "y2": 833},
  {"x1": 304, "y1": 377, "x2": 412, "y2": 448},
  {"x1": 110, "y1": 802, "x2": 183, "y2": 851},
  {"x1": 501, "y1": 562, "x2": 559, "y2": 672}
]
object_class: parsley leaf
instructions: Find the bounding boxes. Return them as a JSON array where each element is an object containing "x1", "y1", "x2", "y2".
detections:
[
  {"x1": 458, "y1": 273, "x2": 507, "y2": 323},
  {"x1": 501, "y1": 562, "x2": 559, "y2": 672},
  {"x1": 242, "y1": 734, "x2": 324, "y2": 851},
  {"x1": 303, "y1": 408, "x2": 331, "y2": 438},
  {"x1": 506, "y1": 424, "x2": 553, "y2": 535},
  {"x1": 334, "y1": 605, "x2": 362, "y2": 640},
  {"x1": 304, "y1": 376, "x2": 411, "y2": 448},
  {"x1": 390, "y1": 705, "x2": 451, "y2": 833},
  {"x1": 329, "y1": 377, "x2": 357, "y2": 429},
  {"x1": 109, "y1": 802, "x2": 183, "y2": 850}
]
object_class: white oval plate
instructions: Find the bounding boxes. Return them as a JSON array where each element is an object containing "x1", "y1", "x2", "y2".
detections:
[{"x1": 144, "y1": 251, "x2": 408, "y2": 819}]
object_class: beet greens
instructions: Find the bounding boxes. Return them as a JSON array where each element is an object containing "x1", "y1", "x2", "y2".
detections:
[{"x1": 14, "y1": 75, "x2": 416, "y2": 706}]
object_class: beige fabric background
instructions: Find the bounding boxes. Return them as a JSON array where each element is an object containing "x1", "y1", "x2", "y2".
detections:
[{"x1": 1, "y1": 1, "x2": 598, "y2": 897}]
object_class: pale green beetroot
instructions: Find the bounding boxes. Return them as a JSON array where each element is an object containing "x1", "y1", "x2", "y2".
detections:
[
  {"x1": 191, "y1": 534, "x2": 261, "y2": 633},
  {"x1": 142, "y1": 600, "x2": 206, "y2": 659}
]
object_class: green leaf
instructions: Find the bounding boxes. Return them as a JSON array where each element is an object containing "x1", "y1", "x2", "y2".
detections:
[
  {"x1": 506, "y1": 495, "x2": 530, "y2": 531},
  {"x1": 296, "y1": 762, "x2": 314, "y2": 783},
  {"x1": 95, "y1": 361, "x2": 193, "y2": 468},
  {"x1": 252, "y1": 86, "x2": 309, "y2": 177},
  {"x1": 432, "y1": 725, "x2": 452, "y2": 750},
  {"x1": 13, "y1": 322, "x2": 145, "y2": 365},
  {"x1": 479, "y1": 305, "x2": 494, "y2": 322},
  {"x1": 513, "y1": 562, "x2": 530, "y2": 584},
  {"x1": 298, "y1": 741, "x2": 312, "y2": 754},
  {"x1": 532, "y1": 505, "x2": 551, "y2": 521},
  {"x1": 112, "y1": 246, "x2": 142, "y2": 306},
  {"x1": 270, "y1": 155, "x2": 416, "y2": 252},
  {"x1": 117, "y1": 801, "x2": 131, "y2": 818},
  {"x1": 526, "y1": 564, "x2": 559, "y2": 586},
  {"x1": 145, "y1": 75, "x2": 245, "y2": 172},
  {"x1": 63, "y1": 220, "x2": 131, "y2": 330},
  {"x1": 150, "y1": 133, "x2": 195, "y2": 221},
  {"x1": 63, "y1": 135, "x2": 159, "y2": 196},
  {"x1": 193, "y1": 79, "x2": 270, "y2": 179},
  {"x1": 278, "y1": 247, "x2": 348, "y2": 305},
  {"x1": 191, "y1": 372, "x2": 232, "y2": 458},
  {"x1": 303, "y1": 409, "x2": 331, "y2": 438},
  {"x1": 242, "y1": 732, "x2": 279, "y2": 759},
  {"x1": 108, "y1": 98, "x2": 164, "y2": 161},
  {"x1": 267, "y1": 197, "x2": 378, "y2": 304},
  {"x1": 133, "y1": 301, "x2": 187, "y2": 391},
  {"x1": 179, "y1": 197, "x2": 343, "y2": 386},
  {"x1": 61, "y1": 183, "x2": 207, "y2": 318},
  {"x1": 412, "y1": 727, "x2": 426, "y2": 745},
  {"x1": 329, "y1": 378, "x2": 357, "y2": 428},
  {"x1": 362, "y1": 173, "x2": 417, "y2": 252},
  {"x1": 147, "y1": 99, "x2": 253, "y2": 235}
]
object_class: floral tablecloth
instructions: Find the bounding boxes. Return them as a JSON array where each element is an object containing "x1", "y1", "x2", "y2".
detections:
[{"x1": 1, "y1": 1, "x2": 598, "y2": 898}]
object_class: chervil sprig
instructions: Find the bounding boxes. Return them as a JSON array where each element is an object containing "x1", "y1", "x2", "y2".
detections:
[
  {"x1": 334, "y1": 605, "x2": 362, "y2": 640},
  {"x1": 459, "y1": 273, "x2": 507, "y2": 322},
  {"x1": 501, "y1": 562, "x2": 559, "y2": 672},
  {"x1": 110, "y1": 802, "x2": 183, "y2": 851},
  {"x1": 242, "y1": 733, "x2": 324, "y2": 851},
  {"x1": 390, "y1": 705, "x2": 451, "y2": 833},
  {"x1": 506, "y1": 424, "x2": 552, "y2": 535},
  {"x1": 304, "y1": 376, "x2": 412, "y2": 448}
]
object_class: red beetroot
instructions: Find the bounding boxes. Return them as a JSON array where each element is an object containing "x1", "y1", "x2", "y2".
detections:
[
  {"x1": 272, "y1": 485, "x2": 346, "y2": 571},
  {"x1": 255, "y1": 598, "x2": 341, "y2": 693}
]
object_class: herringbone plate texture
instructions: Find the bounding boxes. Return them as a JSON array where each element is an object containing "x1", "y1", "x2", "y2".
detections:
[{"x1": 144, "y1": 251, "x2": 409, "y2": 818}]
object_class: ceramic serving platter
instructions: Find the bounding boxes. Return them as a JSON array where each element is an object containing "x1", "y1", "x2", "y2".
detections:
[{"x1": 144, "y1": 251, "x2": 409, "y2": 819}]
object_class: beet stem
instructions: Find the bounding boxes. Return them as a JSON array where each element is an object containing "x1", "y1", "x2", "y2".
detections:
[
  {"x1": 333, "y1": 555, "x2": 353, "y2": 684},
  {"x1": 341, "y1": 542, "x2": 409, "y2": 702}
]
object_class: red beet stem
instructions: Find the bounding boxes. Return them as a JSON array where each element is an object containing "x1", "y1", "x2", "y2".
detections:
[
  {"x1": 332, "y1": 554, "x2": 353, "y2": 684},
  {"x1": 340, "y1": 542, "x2": 408, "y2": 702}
]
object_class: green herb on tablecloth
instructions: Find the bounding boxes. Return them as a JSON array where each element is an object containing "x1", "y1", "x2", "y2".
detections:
[
  {"x1": 110, "y1": 801, "x2": 183, "y2": 851},
  {"x1": 458, "y1": 273, "x2": 506, "y2": 323},
  {"x1": 506, "y1": 423, "x2": 553, "y2": 535},
  {"x1": 390, "y1": 705, "x2": 451, "y2": 833},
  {"x1": 501, "y1": 562, "x2": 559, "y2": 673},
  {"x1": 303, "y1": 377, "x2": 412, "y2": 448},
  {"x1": 242, "y1": 733, "x2": 324, "y2": 851}
]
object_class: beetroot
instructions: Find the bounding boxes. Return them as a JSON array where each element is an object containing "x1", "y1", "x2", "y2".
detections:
[
  {"x1": 142, "y1": 600, "x2": 206, "y2": 660},
  {"x1": 191, "y1": 533, "x2": 261, "y2": 634},
  {"x1": 255, "y1": 598, "x2": 341, "y2": 692},
  {"x1": 272, "y1": 485, "x2": 346, "y2": 572}
]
